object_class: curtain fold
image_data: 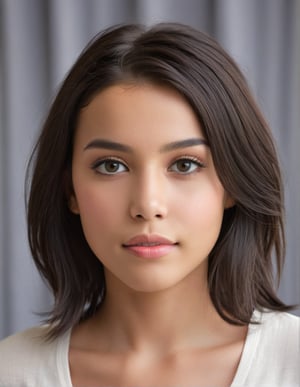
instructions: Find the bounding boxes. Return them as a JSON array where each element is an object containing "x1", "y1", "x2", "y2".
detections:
[{"x1": 0, "y1": 0, "x2": 299, "y2": 339}]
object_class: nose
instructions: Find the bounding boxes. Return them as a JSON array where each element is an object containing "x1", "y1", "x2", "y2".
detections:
[{"x1": 129, "y1": 169, "x2": 168, "y2": 221}]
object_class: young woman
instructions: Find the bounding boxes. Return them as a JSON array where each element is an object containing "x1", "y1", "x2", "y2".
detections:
[{"x1": 0, "y1": 23, "x2": 299, "y2": 387}]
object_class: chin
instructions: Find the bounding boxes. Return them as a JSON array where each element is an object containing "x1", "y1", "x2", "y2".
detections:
[{"x1": 119, "y1": 273, "x2": 190, "y2": 294}]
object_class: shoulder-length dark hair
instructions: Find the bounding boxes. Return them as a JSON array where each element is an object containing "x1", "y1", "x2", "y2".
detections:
[{"x1": 27, "y1": 22, "x2": 292, "y2": 340}]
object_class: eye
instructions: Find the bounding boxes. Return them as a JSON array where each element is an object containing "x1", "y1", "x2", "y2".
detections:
[
  {"x1": 169, "y1": 157, "x2": 205, "y2": 174},
  {"x1": 92, "y1": 158, "x2": 128, "y2": 175}
]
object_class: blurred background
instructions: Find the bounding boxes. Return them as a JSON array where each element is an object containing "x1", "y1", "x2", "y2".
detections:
[{"x1": 0, "y1": 0, "x2": 299, "y2": 339}]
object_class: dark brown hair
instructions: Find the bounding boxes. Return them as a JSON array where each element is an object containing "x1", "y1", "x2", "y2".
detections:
[{"x1": 26, "y1": 22, "x2": 292, "y2": 340}]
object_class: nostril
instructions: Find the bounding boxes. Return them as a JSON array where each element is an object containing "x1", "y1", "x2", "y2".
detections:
[{"x1": 134, "y1": 213, "x2": 163, "y2": 220}]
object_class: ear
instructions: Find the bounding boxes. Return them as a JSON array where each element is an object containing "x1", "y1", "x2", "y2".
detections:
[
  {"x1": 69, "y1": 195, "x2": 80, "y2": 214},
  {"x1": 224, "y1": 194, "x2": 235, "y2": 209},
  {"x1": 63, "y1": 168, "x2": 80, "y2": 214}
]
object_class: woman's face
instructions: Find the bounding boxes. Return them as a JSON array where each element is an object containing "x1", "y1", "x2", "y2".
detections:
[{"x1": 71, "y1": 83, "x2": 232, "y2": 293}]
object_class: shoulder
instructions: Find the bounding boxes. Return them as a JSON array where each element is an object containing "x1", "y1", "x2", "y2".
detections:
[
  {"x1": 254, "y1": 311, "x2": 300, "y2": 355},
  {"x1": 258, "y1": 310, "x2": 300, "y2": 340},
  {"x1": 0, "y1": 326, "x2": 71, "y2": 386},
  {"x1": 233, "y1": 311, "x2": 300, "y2": 386},
  {"x1": 0, "y1": 325, "x2": 48, "y2": 350},
  {"x1": 247, "y1": 311, "x2": 299, "y2": 384}
]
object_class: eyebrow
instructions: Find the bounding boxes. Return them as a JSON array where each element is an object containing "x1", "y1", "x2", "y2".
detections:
[
  {"x1": 83, "y1": 138, "x2": 208, "y2": 153},
  {"x1": 84, "y1": 139, "x2": 132, "y2": 152},
  {"x1": 161, "y1": 138, "x2": 208, "y2": 152}
]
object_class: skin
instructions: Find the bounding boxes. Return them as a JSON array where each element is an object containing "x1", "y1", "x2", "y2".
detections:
[{"x1": 69, "y1": 83, "x2": 246, "y2": 387}]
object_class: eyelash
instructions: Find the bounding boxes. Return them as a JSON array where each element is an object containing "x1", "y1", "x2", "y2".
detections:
[
  {"x1": 90, "y1": 157, "x2": 128, "y2": 175},
  {"x1": 168, "y1": 156, "x2": 206, "y2": 174},
  {"x1": 90, "y1": 155, "x2": 206, "y2": 175}
]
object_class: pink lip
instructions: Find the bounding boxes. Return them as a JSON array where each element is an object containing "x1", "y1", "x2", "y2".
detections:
[{"x1": 122, "y1": 234, "x2": 177, "y2": 259}]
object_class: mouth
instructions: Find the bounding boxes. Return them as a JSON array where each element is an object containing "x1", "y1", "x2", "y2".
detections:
[{"x1": 122, "y1": 234, "x2": 178, "y2": 259}]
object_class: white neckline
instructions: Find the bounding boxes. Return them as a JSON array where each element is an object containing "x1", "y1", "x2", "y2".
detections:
[
  {"x1": 56, "y1": 311, "x2": 263, "y2": 386},
  {"x1": 230, "y1": 311, "x2": 262, "y2": 386},
  {"x1": 56, "y1": 328, "x2": 73, "y2": 386}
]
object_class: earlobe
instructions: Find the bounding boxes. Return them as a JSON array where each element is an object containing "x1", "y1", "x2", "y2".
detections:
[
  {"x1": 69, "y1": 195, "x2": 80, "y2": 214},
  {"x1": 224, "y1": 195, "x2": 235, "y2": 209},
  {"x1": 63, "y1": 169, "x2": 79, "y2": 214}
]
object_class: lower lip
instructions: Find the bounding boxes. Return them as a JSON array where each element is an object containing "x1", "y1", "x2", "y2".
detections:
[{"x1": 123, "y1": 244, "x2": 176, "y2": 259}]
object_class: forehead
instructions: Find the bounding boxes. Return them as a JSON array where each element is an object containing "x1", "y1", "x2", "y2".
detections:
[{"x1": 75, "y1": 83, "x2": 205, "y2": 148}]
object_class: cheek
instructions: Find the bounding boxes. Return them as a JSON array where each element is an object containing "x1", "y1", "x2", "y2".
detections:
[
  {"x1": 74, "y1": 184, "x2": 124, "y2": 231},
  {"x1": 177, "y1": 184, "x2": 225, "y2": 230}
]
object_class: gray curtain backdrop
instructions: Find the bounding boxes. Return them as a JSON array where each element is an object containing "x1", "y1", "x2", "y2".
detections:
[{"x1": 0, "y1": 0, "x2": 299, "y2": 339}]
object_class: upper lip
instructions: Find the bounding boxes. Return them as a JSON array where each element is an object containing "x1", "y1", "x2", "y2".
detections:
[{"x1": 123, "y1": 234, "x2": 176, "y2": 247}]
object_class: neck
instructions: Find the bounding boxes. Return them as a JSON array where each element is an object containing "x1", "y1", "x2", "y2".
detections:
[{"x1": 93, "y1": 265, "x2": 225, "y2": 355}]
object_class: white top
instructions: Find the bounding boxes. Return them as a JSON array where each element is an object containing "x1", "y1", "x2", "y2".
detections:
[{"x1": 0, "y1": 311, "x2": 299, "y2": 386}]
